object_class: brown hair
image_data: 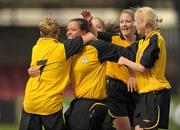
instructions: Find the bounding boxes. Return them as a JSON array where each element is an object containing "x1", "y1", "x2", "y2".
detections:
[
  {"x1": 93, "y1": 17, "x2": 106, "y2": 31},
  {"x1": 69, "y1": 18, "x2": 90, "y2": 32}
]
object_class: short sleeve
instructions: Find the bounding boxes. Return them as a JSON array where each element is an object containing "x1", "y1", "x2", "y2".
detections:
[
  {"x1": 140, "y1": 34, "x2": 160, "y2": 68},
  {"x1": 127, "y1": 42, "x2": 139, "y2": 62}
]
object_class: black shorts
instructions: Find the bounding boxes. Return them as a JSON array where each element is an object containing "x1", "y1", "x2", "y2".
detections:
[
  {"x1": 106, "y1": 77, "x2": 139, "y2": 126},
  {"x1": 64, "y1": 98, "x2": 107, "y2": 130},
  {"x1": 19, "y1": 109, "x2": 65, "y2": 130},
  {"x1": 133, "y1": 89, "x2": 171, "y2": 129}
]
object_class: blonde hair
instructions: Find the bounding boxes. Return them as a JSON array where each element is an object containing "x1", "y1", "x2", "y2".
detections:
[
  {"x1": 120, "y1": 8, "x2": 135, "y2": 21},
  {"x1": 39, "y1": 16, "x2": 59, "y2": 36},
  {"x1": 93, "y1": 17, "x2": 106, "y2": 31},
  {"x1": 135, "y1": 7, "x2": 163, "y2": 28}
]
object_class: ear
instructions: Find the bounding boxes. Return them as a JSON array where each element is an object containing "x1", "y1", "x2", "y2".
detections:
[
  {"x1": 40, "y1": 31, "x2": 44, "y2": 37},
  {"x1": 143, "y1": 21, "x2": 148, "y2": 27}
]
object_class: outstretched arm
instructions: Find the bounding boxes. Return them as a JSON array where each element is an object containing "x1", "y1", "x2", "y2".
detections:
[
  {"x1": 81, "y1": 10, "x2": 93, "y2": 22},
  {"x1": 81, "y1": 10, "x2": 98, "y2": 36}
]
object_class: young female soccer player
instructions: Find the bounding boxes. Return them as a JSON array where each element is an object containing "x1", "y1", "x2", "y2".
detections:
[
  {"x1": 65, "y1": 18, "x2": 132, "y2": 130},
  {"x1": 81, "y1": 9, "x2": 139, "y2": 130},
  {"x1": 19, "y1": 16, "x2": 95, "y2": 130},
  {"x1": 118, "y1": 7, "x2": 171, "y2": 130}
]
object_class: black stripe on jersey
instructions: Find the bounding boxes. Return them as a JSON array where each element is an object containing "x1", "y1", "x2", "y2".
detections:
[
  {"x1": 127, "y1": 42, "x2": 139, "y2": 62},
  {"x1": 97, "y1": 32, "x2": 115, "y2": 42},
  {"x1": 140, "y1": 34, "x2": 160, "y2": 68},
  {"x1": 63, "y1": 37, "x2": 83, "y2": 60},
  {"x1": 89, "y1": 40, "x2": 130, "y2": 63},
  {"x1": 98, "y1": 32, "x2": 125, "y2": 42},
  {"x1": 119, "y1": 32, "x2": 125, "y2": 40}
]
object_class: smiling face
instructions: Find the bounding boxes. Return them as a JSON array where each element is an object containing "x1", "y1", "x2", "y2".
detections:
[
  {"x1": 66, "y1": 21, "x2": 86, "y2": 39},
  {"x1": 119, "y1": 12, "x2": 135, "y2": 37}
]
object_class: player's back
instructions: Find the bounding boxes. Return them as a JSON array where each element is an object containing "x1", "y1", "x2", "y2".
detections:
[{"x1": 24, "y1": 37, "x2": 71, "y2": 115}]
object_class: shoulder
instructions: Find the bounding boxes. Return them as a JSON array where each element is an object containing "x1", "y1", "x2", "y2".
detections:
[
  {"x1": 88, "y1": 39, "x2": 111, "y2": 49},
  {"x1": 150, "y1": 33, "x2": 165, "y2": 46}
]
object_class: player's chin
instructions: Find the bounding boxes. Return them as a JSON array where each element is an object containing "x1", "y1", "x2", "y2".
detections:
[
  {"x1": 67, "y1": 36, "x2": 75, "y2": 39},
  {"x1": 122, "y1": 31, "x2": 130, "y2": 36}
]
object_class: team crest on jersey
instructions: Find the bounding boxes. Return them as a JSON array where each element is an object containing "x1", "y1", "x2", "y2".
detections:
[{"x1": 82, "y1": 57, "x2": 88, "y2": 63}]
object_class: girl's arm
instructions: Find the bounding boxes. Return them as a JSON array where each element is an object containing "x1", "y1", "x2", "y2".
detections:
[
  {"x1": 28, "y1": 66, "x2": 40, "y2": 77},
  {"x1": 118, "y1": 56, "x2": 148, "y2": 73},
  {"x1": 81, "y1": 10, "x2": 98, "y2": 36}
]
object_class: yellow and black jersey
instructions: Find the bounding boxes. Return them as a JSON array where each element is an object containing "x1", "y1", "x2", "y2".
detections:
[
  {"x1": 24, "y1": 37, "x2": 83, "y2": 115},
  {"x1": 98, "y1": 32, "x2": 138, "y2": 84},
  {"x1": 135, "y1": 30, "x2": 171, "y2": 93},
  {"x1": 70, "y1": 40, "x2": 129, "y2": 100}
]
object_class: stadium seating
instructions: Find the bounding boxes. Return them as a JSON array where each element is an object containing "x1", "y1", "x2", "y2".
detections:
[{"x1": 0, "y1": 65, "x2": 28, "y2": 100}]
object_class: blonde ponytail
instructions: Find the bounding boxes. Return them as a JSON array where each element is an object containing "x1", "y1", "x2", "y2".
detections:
[
  {"x1": 39, "y1": 16, "x2": 59, "y2": 37},
  {"x1": 156, "y1": 15, "x2": 163, "y2": 24},
  {"x1": 135, "y1": 7, "x2": 163, "y2": 29}
]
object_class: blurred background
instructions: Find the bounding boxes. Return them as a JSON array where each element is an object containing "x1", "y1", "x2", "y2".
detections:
[{"x1": 0, "y1": 0, "x2": 180, "y2": 130}]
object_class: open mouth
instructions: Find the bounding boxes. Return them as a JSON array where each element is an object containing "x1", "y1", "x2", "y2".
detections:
[
  {"x1": 121, "y1": 28, "x2": 130, "y2": 33},
  {"x1": 67, "y1": 35, "x2": 75, "y2": 39},
  {"x1": 122, "y1": 28, "x2": 129, "y2": 31}
]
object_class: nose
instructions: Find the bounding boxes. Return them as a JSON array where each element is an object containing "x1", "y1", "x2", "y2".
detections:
[
  {"x1": 67, "y1": 30, "x2": 72, "y2": 36},
  {"x1": 122, "y1": 22, "x2": 127, "y2": 27},
  {"x1": 133, "y1": 22, "x2": 136, "y2": 26}
]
